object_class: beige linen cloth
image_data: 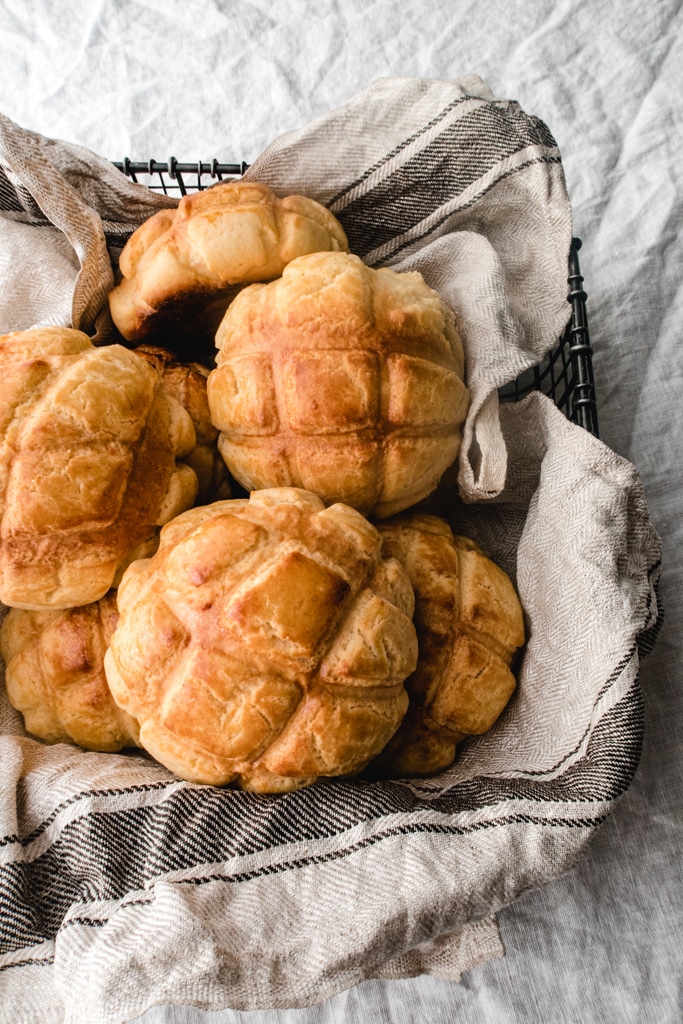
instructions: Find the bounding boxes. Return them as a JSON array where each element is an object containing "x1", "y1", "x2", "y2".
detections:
[{"x1": 0, "y1": 77, "x2": 661, "y2": 1024}]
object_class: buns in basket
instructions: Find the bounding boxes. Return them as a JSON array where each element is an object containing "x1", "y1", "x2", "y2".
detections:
[
  {"x1": 208, "y1": 251, "x2": 470, "y2": 518},
  {"x1": 103, "y1": 487, "x2": 418, "y2": 791},
  {"x1": 0, "y1": 190, "x2": 523, "y2": 792}
]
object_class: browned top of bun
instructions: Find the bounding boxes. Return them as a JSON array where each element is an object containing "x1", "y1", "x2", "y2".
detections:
[
  {"x1": 104, "y1": 487, "x2": 418, "y2": 790},
  {"x1": 370, "y1": 513, "x2": 525, "y2": 777},
  {"x1": 209, "y1": 251, "x2": 470, "y2": 518},
  {"x1": 0, "y1": 327, "x2": 198, "y2": 609},
  {"x1": 108, "y1": 181, "x2": 349, "y2": 347}
]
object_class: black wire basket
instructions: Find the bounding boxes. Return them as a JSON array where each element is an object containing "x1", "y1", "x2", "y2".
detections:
[{"x1": 113, "y1": 159, "x2": 599, "y2": 438}]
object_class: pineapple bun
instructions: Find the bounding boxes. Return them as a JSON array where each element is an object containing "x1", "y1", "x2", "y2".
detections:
[
  {"x1": 0, "y1": 327, "x2": 198, "y2": 610},
  {"x1": 208, "y1": 251, "x2": 470, "y2": 518},
  {"x1": 370, "y1": 513, "x2": 525, "y2": 778},
  {"x1": 0, "y1": 593, "x2": 139, "y2": 753},
  {"x1": 133, "y1": 344, "x2": 231, "y2": 504},
  {"x1": 104, "y1": 487, "x2": 418, "y2": 792}
]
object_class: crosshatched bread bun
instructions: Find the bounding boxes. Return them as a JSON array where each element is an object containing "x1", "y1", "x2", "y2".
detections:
[
  {"x1": 134, "y1": 345, "x2": 231, "y2": 504},
  {"x1": 0, "y1": 594, "x2": 140, "y2": 752},
  {"x1": 208, "y1": 251, "x2": 470, "y2": 518},
  {"x1": 0, "y1": 327, "x2": 198, "y2": 610},
  {"x1": 108, "y1": 181, "x2": 349, "y2": 347},
  {"x1": 104, "y1": 487, "x2": 418, "y2": 791},
  {"x1": 368, "y1": 513, "x2": 525, "y2": 777}
]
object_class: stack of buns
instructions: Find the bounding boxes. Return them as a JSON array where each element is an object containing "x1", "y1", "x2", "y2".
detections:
[
  {"x1": 108, "y1": 181, "x2": 350, "y2": 350},
  {"x1": 0, "y1": 179, "x2": 525, "y2": 793}
]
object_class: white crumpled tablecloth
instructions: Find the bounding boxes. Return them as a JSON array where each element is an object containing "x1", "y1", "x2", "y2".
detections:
[{"x1": 0, "y1": 1, "x2": 681, "y2": 1022}]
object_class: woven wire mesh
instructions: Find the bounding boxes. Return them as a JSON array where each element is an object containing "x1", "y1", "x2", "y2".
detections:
[
  {"x1": 499, "y1": 239, "x2": 599, "y2": 436},
  {"x1": 498, "y1": 320, "x2": 574, "y2": 413},
  {"x1": 112, "y1": 159, "x2": 247, "y2": 196},
  {"x1": 113, "y1": 160, "x2": 599, "y2": 437}
]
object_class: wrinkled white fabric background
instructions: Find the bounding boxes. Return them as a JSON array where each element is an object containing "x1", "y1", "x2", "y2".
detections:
[{"x1": 0, "y1": 1, "x2": 681, "y2": 1022}]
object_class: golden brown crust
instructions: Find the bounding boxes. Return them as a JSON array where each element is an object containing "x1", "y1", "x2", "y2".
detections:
[
  {"x1": 209, "y1": 252, "x2": 469, "y2": 518},
  {"x1": 108, "y1": 181, "x2": 349, "y2": 345},
  {"x1": 368, "y1": 513, "x2": 525, "y2": 777},
  {"x1": 0, "y1": 327, "x2": 198, "y2": 609},
  {"x1": 105, "y1": 487, "x2": 418, "y2": 789},
  {"x1": 0, "y1": 593, "x2": 140, "y2": 751},
  {"x1": 133, "y1": 346, "x2": 232, "y2": 503}
]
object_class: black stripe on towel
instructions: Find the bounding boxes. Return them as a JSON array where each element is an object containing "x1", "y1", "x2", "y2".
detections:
[
  {"x1": 0, "y1": 681, "x2": 643, "y2": 954},
  {"x1": 0, "y1": 166, "x2": 24, "y2": 213},
  {"x1": 333, "y1": 104, "x2": 557, "y2": 260},
  {"x1": 0, "y1": 167, "x2": 49, "y2": 223}
]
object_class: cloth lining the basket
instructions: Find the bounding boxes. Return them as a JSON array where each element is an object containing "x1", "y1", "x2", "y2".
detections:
[{"x1": 0, "y1": 77, "x2": 661, "y2": 1024}]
